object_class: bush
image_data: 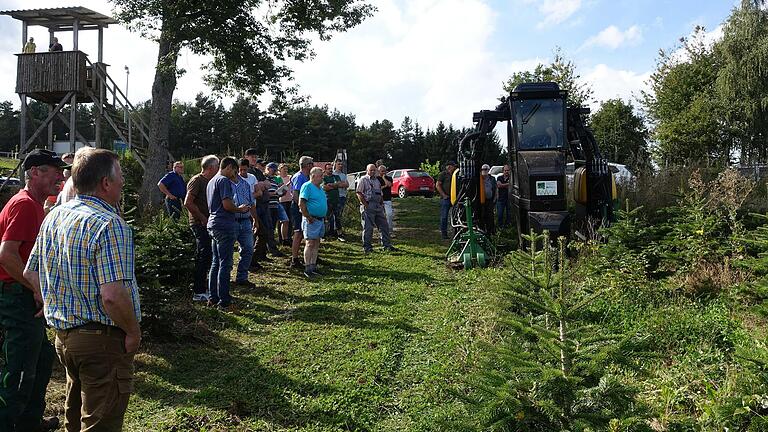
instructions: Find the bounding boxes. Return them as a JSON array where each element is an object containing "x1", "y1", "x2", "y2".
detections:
[{"x1": 134, "y1": 213, "x2": 198, "y2": 340}]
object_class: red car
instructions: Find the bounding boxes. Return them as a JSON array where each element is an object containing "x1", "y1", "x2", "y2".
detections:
[{"x1": 388, "y1": 169, "x2": 435, "y2": 198}]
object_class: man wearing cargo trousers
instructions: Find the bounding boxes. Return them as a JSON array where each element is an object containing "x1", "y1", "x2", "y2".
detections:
[
  {"x1": 25, "y1": 148, "x2": 141, "y2": 432},
  {"x1": 356, "y1": 164, "x2": 395, "y2": 254},
  {"x1": 0, "y1": 149, "x2": 68, "y2": 432}
]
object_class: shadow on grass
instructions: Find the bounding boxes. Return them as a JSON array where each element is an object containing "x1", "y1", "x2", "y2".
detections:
[{"x1": 134, "y1": 334, "x2": 371, "y2": 431}]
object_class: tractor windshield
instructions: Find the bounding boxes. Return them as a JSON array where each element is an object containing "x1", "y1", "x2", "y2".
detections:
[{"x1": 514, "y1": 98, "x2": 565, "y2": 150}]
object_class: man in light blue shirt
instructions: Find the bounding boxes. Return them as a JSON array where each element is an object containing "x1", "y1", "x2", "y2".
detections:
[
  {"x1": 289, "y1": 156, "x2": 314, "y2": 269},
  {"x1": 299, "y1": 167, "x2": 327, "y2": 278}
]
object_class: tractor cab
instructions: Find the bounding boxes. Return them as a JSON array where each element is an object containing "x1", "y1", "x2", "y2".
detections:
[{"x1": 507, "y1": 82, "x2": 570, "y2": 242}]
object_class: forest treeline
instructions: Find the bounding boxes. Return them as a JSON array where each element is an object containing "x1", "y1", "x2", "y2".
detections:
[{"x1": 1, "y1": 1, "x2": 766, "y2": 174}]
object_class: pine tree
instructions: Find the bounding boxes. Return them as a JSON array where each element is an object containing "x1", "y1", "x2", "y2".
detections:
[{"x1": 468, "y1": 232, "x2": 650, "y2": 431}]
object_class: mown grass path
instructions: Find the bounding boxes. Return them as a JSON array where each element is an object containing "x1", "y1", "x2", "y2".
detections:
[{"x1": 46, "y1": 198, "x2": 505, "y2": 431}]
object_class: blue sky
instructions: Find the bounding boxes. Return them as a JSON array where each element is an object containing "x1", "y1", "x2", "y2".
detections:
[{"x1": 0, "y1": 0, "x2": 738, "y2": 130}]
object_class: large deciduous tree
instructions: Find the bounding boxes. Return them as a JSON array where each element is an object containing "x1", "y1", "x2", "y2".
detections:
[
  {"x1": 503, "y1": 47, "x2": 593, "y2": 108},
  {"x1": 715, "y1": 0, "x2": 768, "y2": 164},
  {"x1": 110, "y1": 0, "x2": 375, "y2": 210},
  {"x1": 590, "y1": 99, "x2": 651, "y2": 174},
  {"x1": 641, "y1": 27, "x2": 730, "y2": 167}
]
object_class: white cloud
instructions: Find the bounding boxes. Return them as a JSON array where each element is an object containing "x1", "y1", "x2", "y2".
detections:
[
  {"x1": 291, "y1": 0, "x2": 537, "y2": 129},
  {"x1": 583, "y1": 64, "x2": 651, "y2": 110},
  {"x1": 522, "y1": 0, "x2": 583, "y2": 29},
  {"x1": 582, "y1": 25, "x2": 643, "y2": 50},
  {"x1": 668, "y1": 24, "x2": 724, "y2": 64}
]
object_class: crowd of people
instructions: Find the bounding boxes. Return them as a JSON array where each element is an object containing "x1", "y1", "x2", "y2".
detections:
[
  {"x1": 436, "y1": 162, "x2": 512, "y2": 240},
  {"x1": 0, "y1": 145, "x2": 511, "y2": 431},
  {"x1": 160, "y1": 150, "x2": 400, "y2": 316}
]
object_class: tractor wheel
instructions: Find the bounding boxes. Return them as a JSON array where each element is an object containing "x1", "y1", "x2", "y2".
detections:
[{"x1": 398, "y1": 186, "x2": 407, "y2": 199}]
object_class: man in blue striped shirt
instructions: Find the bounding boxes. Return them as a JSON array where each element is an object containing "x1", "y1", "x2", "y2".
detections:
[{"x1": 24, "y1": 148, "x2": 141, "y2": 431}]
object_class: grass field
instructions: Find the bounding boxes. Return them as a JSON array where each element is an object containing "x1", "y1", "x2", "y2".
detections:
[{"x1": 44, "y1": 197, "x2": 505, "y2": 431}]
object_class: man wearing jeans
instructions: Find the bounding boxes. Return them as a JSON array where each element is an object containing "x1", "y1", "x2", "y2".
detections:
[
  {"x1": 436, "y1": 160, "x2": 457, "y2": 240},
  {"x1": 332, "y1": 161, "x2": 349, "y2": 241},
  {"x1": 184, "y1": 155, "x2": 219, "y2": 302},
  {"x1": 232, "y1": 161, "x2": 258, "y2": 288},
  {"x1": 206, "y1": 157, "x2": 251, "y2": 312},
  {"x1": 25, "y1": 148, "x2": 139, "y2": 432},
  {"x1": 496, "y1": 164, "x2": 512, "y2": 228},
  {"x1": 377, "y1": 165, "x2": 395, "y2": 236},
  {"x1": 157, "y1": 161, "x2": 186, "y2": 220}
]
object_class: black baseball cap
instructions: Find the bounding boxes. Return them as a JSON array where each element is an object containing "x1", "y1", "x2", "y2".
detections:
[
  {"x1": 23, "y1": 149, "x2": 70, "y2": 171},
  {"x1": 445, "y1": 160, "x2": 457, "y2": 167},
  {"x1": 255, "y1": 158, "x2": 265, "y2": 165}
]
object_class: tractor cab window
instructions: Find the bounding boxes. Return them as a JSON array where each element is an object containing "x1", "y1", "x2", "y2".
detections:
[{"x1": 514, "y1": 98, "x2": 564, "y2": 150}]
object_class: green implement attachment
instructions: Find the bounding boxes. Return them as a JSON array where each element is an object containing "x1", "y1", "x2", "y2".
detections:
[{"x1": 446, "y1": 198, "x2": 496, "y2": 269}]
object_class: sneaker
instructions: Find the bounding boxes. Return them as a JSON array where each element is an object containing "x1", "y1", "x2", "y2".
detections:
[
  {"x1": 303, "y1": 270, "x2": 317, "y2": 279},
  {"x1": 249, "y1": 262, "x2": 264, "y2": 272},
  {"x1": 363, "y1": 249, "x2": 373, "y2": 255},
  {"x1": 192, "y1": 293, "x2": 210, "y2": 302},
  {"x1": 337, "y1": 236, "x2": 346, "y2": 242},
  {"x1": 38, "y1": 416, "x2": 60, "y2": 431},
  {"x1": 311, "y1": 269, "x2": 323, "y2": 276},
  {"x1": 289, "y1": 258, "x2": 303, "y2": 269},
  {"x1": 383, "y1": 246, "x2": 397, "y2": 252},
  {"x1": 270, "y1": 250, "x2": 286, "y2": 258}
]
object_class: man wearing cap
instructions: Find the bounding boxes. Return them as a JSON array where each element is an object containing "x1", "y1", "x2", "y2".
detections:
[
  {"x1": 290, "y1": 156, "x2": 314, "y2": 268},
  {"x1": 265, "y1": 162, "x2": 290, "y2": 244},
  {"x1": 436, "y1": 161, "x2": 457, "y2": 240},
  {"x1": 157, "y1": 161, "x2": 186, "y2": 220},
  {"x1": 496, "y1": 164, "x2": 512, "y2": 228},
  {"x1": 480, "y1": 164, "x2": 497, "y2": 235},
  {"x1": 0, "y1": 149, "x2": 67, "y2": 431},
  {"x1": 244, "y1": 149, "x2": 282, "y2": 265}
]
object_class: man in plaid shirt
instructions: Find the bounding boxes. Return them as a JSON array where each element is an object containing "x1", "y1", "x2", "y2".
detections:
[{"x1": 25, "y1": 148, "x2": 141, "y2": 432}]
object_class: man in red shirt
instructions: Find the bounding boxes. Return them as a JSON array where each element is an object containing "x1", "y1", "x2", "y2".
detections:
[{"x1": 0, "y1": 149, "x2": 68, "y2": 431}]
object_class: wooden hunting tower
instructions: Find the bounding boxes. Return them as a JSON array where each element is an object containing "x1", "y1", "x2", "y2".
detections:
[{"x1": 0, "y1": 6, "x2": 150, "y2": 169}]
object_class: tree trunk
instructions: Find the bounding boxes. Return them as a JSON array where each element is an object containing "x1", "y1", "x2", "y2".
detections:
[{"x1": 138, "y1": 25, "x2": 179, "y2": 211}]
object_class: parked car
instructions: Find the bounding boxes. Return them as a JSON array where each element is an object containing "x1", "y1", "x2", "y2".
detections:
[
  {"x1": 347, "y1": 171, "x2": 366, "y2": 191},
  {"x1": 565, "y1": 162, "x2": 635, "y2": 189},
  {"x1": 489, "y1": 165, "x2": 504, "y2": 176},
  {"x1": 388, "y1": 169, "x2": 435, "y2": 198},
  {"x1": 0, "y1": 176, "x2": 20, "y2": 187}
]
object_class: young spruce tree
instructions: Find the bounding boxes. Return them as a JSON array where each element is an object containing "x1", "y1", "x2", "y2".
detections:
[{"x1": 469, "y1": 232, "x2": 651, "y2": 431}]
